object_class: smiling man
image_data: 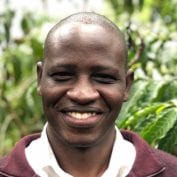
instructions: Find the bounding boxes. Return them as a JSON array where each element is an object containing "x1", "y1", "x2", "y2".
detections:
[{"x1": 0, "y1": 12, "x2": 177, "y2": 177}]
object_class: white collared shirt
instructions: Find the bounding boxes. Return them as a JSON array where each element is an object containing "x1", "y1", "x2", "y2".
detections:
[{"x1": 25, "y1": 123, "x2": 136, "y2": 177}]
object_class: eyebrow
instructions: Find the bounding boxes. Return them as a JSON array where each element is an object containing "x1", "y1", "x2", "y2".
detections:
[
  {"x1": 48, "y1": 63, "x2": 121, "y2": 75},
  {"x1": 49, "y1": 64, "x2": 75, "y2": 70},
  {"x1": 91, "y1": 65, "x2": 120, "y2": 73}
]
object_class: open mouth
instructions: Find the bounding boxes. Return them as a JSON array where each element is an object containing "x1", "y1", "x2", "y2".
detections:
[
  {"x1": 60, "y1": 109, "x2": 104, "y2": 127},
  {"x1": 66, "y1": 112, "x2": 97, "y2": 119}
]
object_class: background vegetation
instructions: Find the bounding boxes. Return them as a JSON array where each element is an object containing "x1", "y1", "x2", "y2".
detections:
[{"x1": 0, "y1": 0, "x2": 177, "y2": 156}]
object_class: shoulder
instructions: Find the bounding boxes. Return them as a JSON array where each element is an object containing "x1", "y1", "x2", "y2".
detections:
[
  {"x1": 121, "y1": 130, "x2": 177, "y2": 176},
  {"x1": 0, "y1": 134, "x2": 40, "y2": 177},
  {"x1": 153, "y1": 148, "x2": 177, "y2": 167},
  {"x1": 151, "y1": 149, "x2": 177, "y2": 176}
]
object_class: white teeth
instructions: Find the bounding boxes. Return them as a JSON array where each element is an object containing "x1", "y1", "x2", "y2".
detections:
[{"x1": 67, "y1": 112, "x2": 96, "y2": 119}]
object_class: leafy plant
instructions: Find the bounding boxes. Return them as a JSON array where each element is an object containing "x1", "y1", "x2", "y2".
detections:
[
  {"x1": 0, "y1": 8, "x2": 48, "y2": 155},
  {"x1": 117, "y1": 79, "x2": 177, "y2": 155}
]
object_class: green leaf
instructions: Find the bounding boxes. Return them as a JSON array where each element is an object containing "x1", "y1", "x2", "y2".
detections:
[
  {"x1": 158, "y1": 120, "x2": 177, "y2": 155},
  {"x1": 120, "y1": 103, "x2": 166, "y2": 129},
  {"x1": 30, "y1": 38, "x2": 43, "y2": 59},
  {"x1": 141, "y1": 108, "x2": 177, "y2": 146},
  {"x1": 117, "y1": 79, "x2": 148, "y2": 126}
]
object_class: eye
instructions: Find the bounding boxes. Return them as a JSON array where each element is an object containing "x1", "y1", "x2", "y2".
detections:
[
  {"x1": 50, "y1": 71, "x2": 73, "y2": 82},
  {"x1": 92, "y1": 73, "x2": 118, "y2": 84}
]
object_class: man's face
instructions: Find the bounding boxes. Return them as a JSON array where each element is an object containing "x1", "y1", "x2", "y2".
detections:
[{"x1": 37, "y1": 23, "x2": 132, "y2": 147}]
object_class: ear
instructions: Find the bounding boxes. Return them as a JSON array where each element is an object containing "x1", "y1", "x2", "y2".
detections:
[
  {"x1": 123, "y1": 69, "x2": 134, "y2": 101},
  {"x1": 37, "y1": 61, "x2": 43, "y2": 96}
]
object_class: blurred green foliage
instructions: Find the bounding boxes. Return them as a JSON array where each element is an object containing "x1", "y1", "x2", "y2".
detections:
[
  {"x1": 0, "y1": 6, "x2": 50, "y2": 155},
  {"x1": 0, "y1": 0, "x2": 177, "y2": 156}
]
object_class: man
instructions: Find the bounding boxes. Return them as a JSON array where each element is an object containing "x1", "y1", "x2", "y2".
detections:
[{"x1": 0, "y1": 12, "x2": 177, "y2": 177}]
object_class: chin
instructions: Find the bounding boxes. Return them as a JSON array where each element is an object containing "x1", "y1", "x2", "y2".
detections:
[{"x1": 63, "y1": 133, "x2": 106, "y2": 149}]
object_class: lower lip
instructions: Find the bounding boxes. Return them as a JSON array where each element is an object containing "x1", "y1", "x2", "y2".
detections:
[{"x1": 61, "y1": 113, "x2": 103, "y2": 128}]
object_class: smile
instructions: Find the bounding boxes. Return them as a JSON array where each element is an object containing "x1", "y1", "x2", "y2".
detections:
[
  {"x1": 66, "y1": 112, "x2": 97, "y2": 119},
  {"x1": 60, "y1": 109, "x2": 104, "y2": 128}
]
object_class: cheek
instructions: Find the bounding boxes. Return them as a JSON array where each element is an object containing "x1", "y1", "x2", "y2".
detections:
[
  {"x1": 100, "y1": 86, "x2": 125, "y2": 101},
  {"x1": 99, "y1": 85, "x2": 126, "y2": 110},
  {"x1": 40, "y1": 81, "x2": 68, "y2": 107}
]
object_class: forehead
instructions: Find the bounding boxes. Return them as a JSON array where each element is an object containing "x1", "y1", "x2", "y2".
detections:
[{"x1": 44, "y1": 23, "x2": 126, "y2": 67}]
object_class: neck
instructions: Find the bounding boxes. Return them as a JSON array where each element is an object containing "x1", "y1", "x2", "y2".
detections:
[{"x1": 47, "y1": 127, "x2": 116, "y2": 177}]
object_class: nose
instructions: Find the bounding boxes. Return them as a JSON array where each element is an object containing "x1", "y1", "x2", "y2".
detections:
[{"x1": 66, "y1": 77, "x2": 99, "y2": 104}]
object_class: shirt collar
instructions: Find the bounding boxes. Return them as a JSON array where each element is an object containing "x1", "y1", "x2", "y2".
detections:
[{"x1": 25, "y1": 123, "x2": 136, "y2": 177}]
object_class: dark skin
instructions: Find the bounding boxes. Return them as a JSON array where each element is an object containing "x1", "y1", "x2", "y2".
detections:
[{"x1": 37, "y1": 23, "x2": 133, "y2": 177}]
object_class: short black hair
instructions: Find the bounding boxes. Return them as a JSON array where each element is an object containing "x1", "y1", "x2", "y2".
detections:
[{"x1": 44, "y1": 12, "x2": 128, "y2": 68}]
